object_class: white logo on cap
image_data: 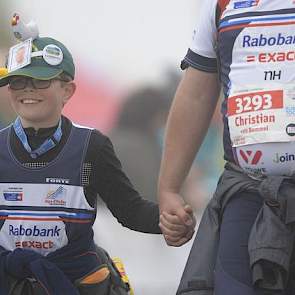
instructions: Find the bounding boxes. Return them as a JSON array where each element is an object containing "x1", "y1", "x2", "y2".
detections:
[{"x1": 42, "y1": 44, "x2": 63, "y2": 66}]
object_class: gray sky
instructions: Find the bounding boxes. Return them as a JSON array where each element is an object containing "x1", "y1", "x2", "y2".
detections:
[{"x1": 4, "y1": 0, "x2": 199, "y2": 88}]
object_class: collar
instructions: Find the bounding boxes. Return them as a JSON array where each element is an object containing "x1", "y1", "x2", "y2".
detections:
[{"x1": 13, "y1": 117, "x2": 63, "y2": 158}]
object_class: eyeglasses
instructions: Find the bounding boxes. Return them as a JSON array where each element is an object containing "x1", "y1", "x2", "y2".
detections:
[{"x1": 8, "y1": 77, "x2": 69, "y2": 90}]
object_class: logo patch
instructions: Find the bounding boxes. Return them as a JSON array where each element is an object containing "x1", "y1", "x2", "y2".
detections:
[
  {"x1": 46, "y1": 178, "x2": 70, "y2": 184},
  {"x1": 3, "y1": 192, "x2": 23, "y2": 201},
  {"x1": 286, "y1": 123, "x2": 295, "y2": 136},
  {"x1": 234, "y1": 0, "x2": 259, "y2": 9},
  {"x1": 239, "y1": 150, "x2": 262, "y2": 165},
  {"x1": 9, "y1": 224, "x2": 61, "y2": 237},
  {"x1": 45, "y1": 186, "x2": 67, "y2": 206},
  {"x1": 15, "y1": 240, "x2": 54, "y2": 250},
  {"x1": 242, "y1": 33, "x2": 295, "y2": 48},
  {"x1": 285, "y1": 107, "x2": 295, "y2": 116},
  {"x1": 3, "y1": 187, "x2": 23, "y2": 201},
  {"x1": 42, "y1": 44, "x2": 63, "y2": 66}
]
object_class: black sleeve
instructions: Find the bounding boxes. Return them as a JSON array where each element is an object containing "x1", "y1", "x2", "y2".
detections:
[
  {"x1": 181, "y1": 49, "x2": 218, "y2": 73},
  {"x1": 90, "y1": 132, "x2": 161, "y2": 234}
]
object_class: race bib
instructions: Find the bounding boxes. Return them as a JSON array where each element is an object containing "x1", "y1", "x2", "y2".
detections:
[{"x1": 227, "y1": 86, "x2": 295, "y2": 147}]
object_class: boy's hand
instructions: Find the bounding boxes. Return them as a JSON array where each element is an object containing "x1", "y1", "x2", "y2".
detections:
[
  {"x1": 159, "y1": 207, "x2": 196, "y2": 247},
  {"x1": 158, "y1": 191, "x2": 195, "y2": 227}
]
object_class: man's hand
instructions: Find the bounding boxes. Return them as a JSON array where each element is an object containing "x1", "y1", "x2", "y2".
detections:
[
  {"x1": 159, "y1": 191, "x2": 196, "y2": 246},
  {"x1": 159, "y1": 191, "x2": 195, "y2": 226}
]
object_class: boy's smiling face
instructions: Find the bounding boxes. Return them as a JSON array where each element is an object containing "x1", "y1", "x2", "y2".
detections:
[{"x1": 8, "y1": 77, "x2": 76, "y2": 129}]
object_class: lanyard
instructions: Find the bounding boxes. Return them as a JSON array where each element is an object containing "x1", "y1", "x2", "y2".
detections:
[{"x1": 13, "y1": 117, "x2": 62, "y2": 159}]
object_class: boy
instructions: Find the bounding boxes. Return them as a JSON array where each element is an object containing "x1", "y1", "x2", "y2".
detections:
[{"x1": 0, "y1": 35, "x2": 194, "y2": 295}]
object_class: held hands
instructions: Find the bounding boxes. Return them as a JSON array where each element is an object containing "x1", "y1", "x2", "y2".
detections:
[
  {"x1": 159, "y1": 208, "x2": 195, "y2": 247},
  {"x1": 159, "y1": 192, "x2": 196, "y2": 247}
]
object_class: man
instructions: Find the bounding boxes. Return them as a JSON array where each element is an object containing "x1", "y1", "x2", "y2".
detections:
[{"x1": 158, "y1": 1, "x2": 295, "y2": 294}]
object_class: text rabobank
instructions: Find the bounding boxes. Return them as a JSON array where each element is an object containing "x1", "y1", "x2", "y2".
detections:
[
  {"x1": 243, "y1": 33, "x2": 295, "y2": 47},
  {"x1": 9, "y1": 225, "x2": 60, "y2": 237}
]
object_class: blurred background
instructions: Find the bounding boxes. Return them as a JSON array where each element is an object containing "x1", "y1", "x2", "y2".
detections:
[{"x1": 0, "y1": 1, "x2": 224, "y2": 294}]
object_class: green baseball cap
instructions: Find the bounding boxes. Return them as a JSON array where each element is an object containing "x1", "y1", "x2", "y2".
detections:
[{"x1": 0, "y1": 37, "x2": 75, "y2": 87}]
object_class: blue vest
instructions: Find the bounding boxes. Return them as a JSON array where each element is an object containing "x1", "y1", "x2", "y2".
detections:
[{"x1": 0, "y1": 123, "x2": 96, "y2": 257}]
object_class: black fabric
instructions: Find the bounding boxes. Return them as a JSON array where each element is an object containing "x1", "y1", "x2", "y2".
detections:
[
  {"x1": 177, "y1": 163, "x2": 295, "y2": 295},
  {"x1": 8, "y1": 278, "x2": 42, "y2": 295},
  {"x1": 7, "y1": 246, "x2": 130, "y2": 295},
  {"x1": 181, "y1": 49, "x2": 218, "y2": 73},
  {"x1": 2, "y1": 248, "x2": 79, "y2": 295},
  {"x1": 24, "y1": 125, "x2": 59, "y2": 150},
  {"x1": 249, "y1": 177, "x2": 295, "y2": 291},
  {"x1": 9, "y1": 116, "x2": 160, "y2": 234}
]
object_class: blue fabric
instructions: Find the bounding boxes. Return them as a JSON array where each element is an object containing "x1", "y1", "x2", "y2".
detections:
[
  {"x1": 0, "y1": 123, "x2": 100, "y2": 294},
  {"x1": 214, "y1": 191, "x2": 288, "y2": 295},
  {"x1": 0, "y1": 123, "x2": 91, "y2": 185},
  {"x1": 215, "y1": 257, "x2": 258, "y2": 295},
  {"x1": 0, "y1": 233, "x2": 101, "y2": 295}
]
